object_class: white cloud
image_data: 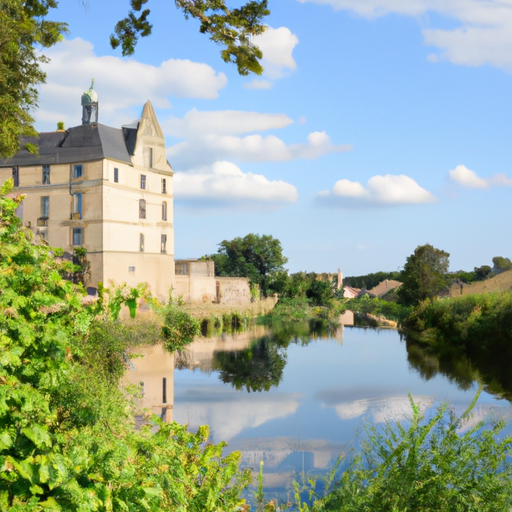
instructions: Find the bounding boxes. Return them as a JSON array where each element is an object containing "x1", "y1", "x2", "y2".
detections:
[
  {"x1": 449, "y1": 165, "x2": 489, "y2": 188},
  {"x1": 316, "y1": 174, "x2": 436, "y2": 208},
  {"x1": 244, "y1": 79, "x2": 273, "y2": 90},
  {"x1": 162, "y1": 109, "x2": 293, "y2": 138},
  {"x1": 297, "y1": 0, "x2": 512, "y2": 72},
  {"x1": 36, "y1": 38, "x2": 227, "y2": 131},
  {"x1": 448, "y1": 164, "x2": 512, "y2": 188},
  {"x1": 174, "y1": 161, "x2": 298, "y2": 209},
  {"x1": 253, "y1": 26, "x2": 300, "y2": 79},
  {"x1": 168, "y1": 130, "x2": 351, "y2": 169}
]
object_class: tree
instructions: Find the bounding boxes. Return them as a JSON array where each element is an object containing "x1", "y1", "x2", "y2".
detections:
[
  {"x1": 112, "y1": 0, "x2": 270, "y2": 76},
  {"x1": 474, "y1": 264, "x2": 493, "y2": 281},
  {"x1": 0, "y1": 0, "x2": 270, "y2": 158},
  {"x1": 493, "y1": 256, "x2": 512, "y2": 272},
  {"x1": 0, "y1": 0, "x2": 67, "y2": 157},
  {"x1": 211, "y1": 233, "x2": 288, "y2": 296},
  {"x1": 397, "y1": 244, "x2": 450, "y2": 306}
]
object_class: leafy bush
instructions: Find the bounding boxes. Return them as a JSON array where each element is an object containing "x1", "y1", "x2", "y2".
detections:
[
  {"x1": 0, "y1": 181, "x2": 251, "y2": 511},
  {"x1": 319, "y1": 392, "x2": 512, "y2": 512}
]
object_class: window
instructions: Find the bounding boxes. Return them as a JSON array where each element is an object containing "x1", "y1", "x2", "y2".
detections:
[
  {"x1": 162, "y1": 201, "x2": 167, "y2": 221},
  {"x1": 140, "y1": 174, "x2": 146, "y2": 190},
  {"x1": 139, "y1": 199, "x2": 146, "y2": 219},
  {"x1": 144, "y1": 147, "x2": 153, "y2": 168},
  {"x1": 72, "y1": 228, "x2": 83, "y2": 246},
  {"x1": 42, "y1": 165, "x2": 50, "y2": 185},
  {"x1": 114, "y1": 168, "x2": 119, "y2": 183},
  {"x1": 72, "y1": 193, "x2": 82, "y2": 219},
  {"x1": 161, "y1": 178, "x2": 167, "y2": 194},
  {"x1": 41, "y1": 196, "x2": 49, "y2": 218},
  {"x1": 73, "y1": 164, "x2": 82, "y2": 178},
  {"x1": 161, "y1": 234, "x2": 167, "y2": 254},
  {"x1": 139, "y1": 233, "x2": 145, "y2": 252},
  {"x1": 12, "y1": 167, "x2": 19, "y2": 187}
]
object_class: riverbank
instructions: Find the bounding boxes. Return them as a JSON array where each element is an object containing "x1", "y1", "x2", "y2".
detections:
[{"x1": 183, "y1": 296, "x2": 278, "y2": 319}]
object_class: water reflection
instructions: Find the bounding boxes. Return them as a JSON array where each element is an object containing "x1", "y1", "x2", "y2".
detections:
[
  {"x1": 126, "y1": 320, "x2": 512, "y2": 504},
  {"x1": 405, "y1": 336, "x2": 512, "y2": 401}
]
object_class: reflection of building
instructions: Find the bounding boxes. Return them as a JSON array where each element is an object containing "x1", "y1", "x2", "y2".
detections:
[
  {"x1": 0, "y1": 83, "x2": 174, "y2": 299},
  {"x1": 124, "y1": 344, "x2": 175, "y2": 424}
]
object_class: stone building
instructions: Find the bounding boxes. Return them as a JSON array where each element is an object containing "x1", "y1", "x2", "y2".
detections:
[{"x1": 0, "y1": 83, "x2": 175, "y2": 299}]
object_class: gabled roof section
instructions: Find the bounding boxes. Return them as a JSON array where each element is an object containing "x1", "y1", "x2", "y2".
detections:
[
  {"x1": 0, "y1": 123, "x2": 132, "y2": 167},
  {"x1": 138, "y1": 101, "x2": 164, "y2": 139}
]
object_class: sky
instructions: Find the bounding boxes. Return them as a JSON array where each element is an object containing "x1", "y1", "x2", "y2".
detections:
[{"x1": 36, "y1": 0, "x2": 512, "y2": 275}]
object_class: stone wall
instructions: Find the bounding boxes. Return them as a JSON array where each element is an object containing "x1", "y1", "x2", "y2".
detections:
[{"x1": 216, "y1": 277, "x2": 251, "y2": 305}]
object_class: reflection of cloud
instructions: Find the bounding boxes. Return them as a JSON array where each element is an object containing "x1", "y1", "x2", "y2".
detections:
[
  {"x1": 174, "y1": 388, "x2": 300, "y2": 442},
  {"x1": 330, "y1": 396, "x2": 433, "y2": 423},
  {"x1": 449, "y1": 164, "x2": 512, "y2": 189},
  {"x1": 316, "y1": 174, "x2": 436, "y2": 208},
  {"x1": 450, "y1": 403, "x2": 512, "y2": 433}
]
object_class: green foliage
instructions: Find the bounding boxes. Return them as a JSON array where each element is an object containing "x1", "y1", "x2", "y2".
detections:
[
  {"x1": 397, "y1": 244, "x2": 450, "y2": 306},
  {"x1": 0, "y1": 0, "x2": 68, "y2": 157},
  {"x1": 0, "y1": 184, "x2": 251, "y2": 510},
  {"x1": 319, "y1": 391, "x2": 512, "y2": 512},
  {"x1": 343, "y1": 271, "x2": 402, "y2": 290},
  {"x1": 403, "y1": 291, "x2": 512, "y2": 349},
  {"x1": 155, "y1": 294, "x2": 201, "y2": 352},
  {"x1": 112, "y1": 0, "x2": 270, "y2": 76},
  {"x1": 268, "y1": 271, "x2": 338, "y2": 307},
  {"x1": 209, "y1": 233, "x2": 288, "y2": 297},
  {"x1": 348, "y1": 296, "x2": 411, "y2": 324},
  {"x1": 474, "y1": 264, "x2": 493, "y2": 281},
  {"x1": 450, "y1": 269, "x2": 477, "y2": 284},
  {"x1": 493, "y1": 255, "x2": 512, "y2": 271}
]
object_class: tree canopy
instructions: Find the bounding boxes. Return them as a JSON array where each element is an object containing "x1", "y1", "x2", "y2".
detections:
[
  {"x1": 397, "y1": 244, "x2": 450, "y2": 306},
  {"x1": 209, "y1": 233, "x2": 288, "y2": 296},
  {"x1": 0, "y1": 0, "x2": 270, "y2": 158}
]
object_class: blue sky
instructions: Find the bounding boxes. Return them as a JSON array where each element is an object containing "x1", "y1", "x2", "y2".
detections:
[{"x1": 37, "y1": 0, "x2": 512, "y2": 275}]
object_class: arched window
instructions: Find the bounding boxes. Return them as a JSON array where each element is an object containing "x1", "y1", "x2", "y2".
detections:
[{"x1": 162, "y1": 201, "x2": 167, "y2": 221}]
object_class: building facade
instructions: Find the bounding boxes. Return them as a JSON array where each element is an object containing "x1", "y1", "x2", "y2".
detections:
[{"x1": 0, "y1": 86, "x2": 175, "y2": 299}]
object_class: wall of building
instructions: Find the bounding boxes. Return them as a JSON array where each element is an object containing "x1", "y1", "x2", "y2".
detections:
[{"x1": 217, "y1": 277, "x2": 251, "y2": 305}]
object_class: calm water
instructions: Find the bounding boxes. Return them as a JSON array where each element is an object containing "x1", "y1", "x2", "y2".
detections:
[{"x1": 127, "y1": 322, "x2": 512, "y2": 499}]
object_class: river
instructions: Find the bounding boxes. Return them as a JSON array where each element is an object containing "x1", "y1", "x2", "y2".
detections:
[{"x1": 125, "y1": 318, "x2": 512, "y2": 503}]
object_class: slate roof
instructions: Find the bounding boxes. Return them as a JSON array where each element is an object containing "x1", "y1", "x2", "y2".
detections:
[{"x1": 0, "y1": 123, "x2": 134, "y2": 167}]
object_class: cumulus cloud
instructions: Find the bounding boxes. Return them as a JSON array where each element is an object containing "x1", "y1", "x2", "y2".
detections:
[
  {"x1": 297, "y1": 0, "x2": 512, "y2": 72},
  {"x1": 169, "y1": 130, "x2": 351, "y2": 169},
  {"x1": 448, "y1": 165, "x2": 489, "y2": 189},
  {"x1": 253, "y1": 26, "x2": 300, "y2": 79},
  {"x1": 174, "y1": 161, "x2": 298, "y2": 209},
  {"x1": 36, "y1": 38, "x2": 227, "y2": 131},
  {"x1": 162, "y1": 109, "x2": 293, "y2": 138},
  {"x1": 448, "y1": 164, "x2": 512, "y2": 188},
  {"x1": 316, "y1": 174, "x2": 436, "y2": 208}
]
